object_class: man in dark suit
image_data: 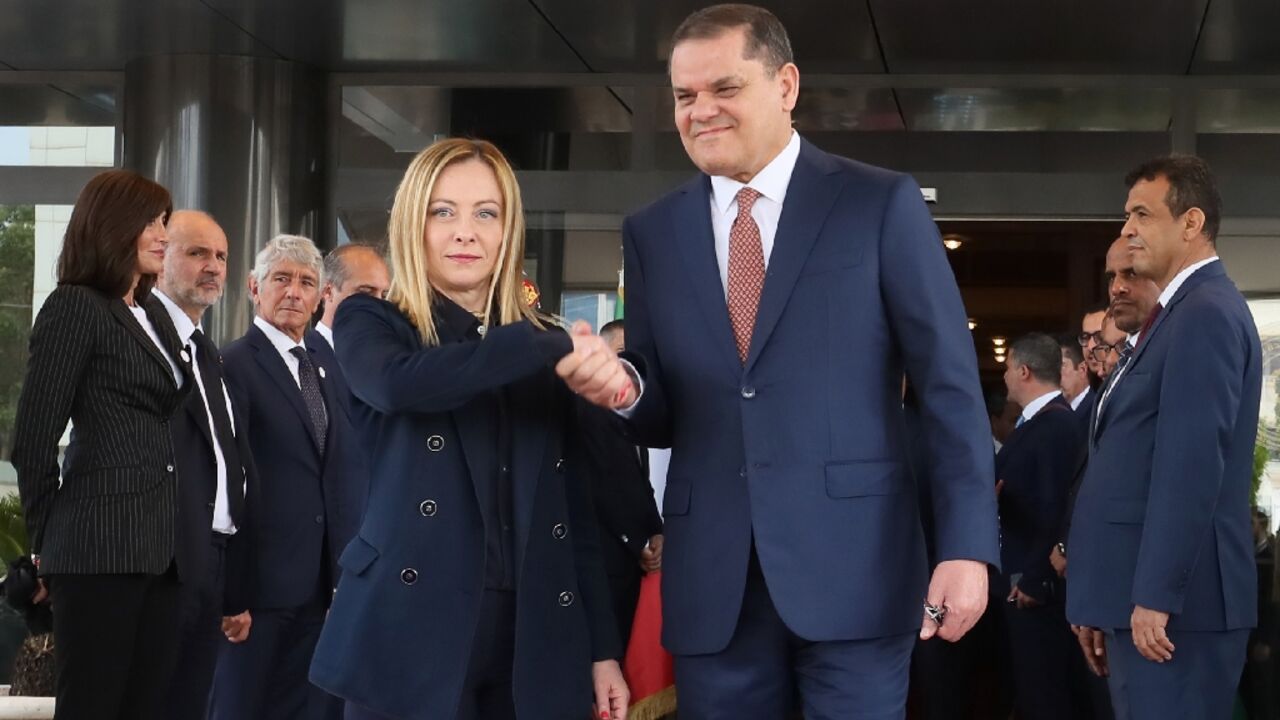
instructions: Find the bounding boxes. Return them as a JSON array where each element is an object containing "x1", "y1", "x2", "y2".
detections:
[
  {"x1": 997, "y1": 333, "x2": 1085, "y2": 720},
  {"x1": 314, "y1": 244, "x2": 391, "y2": 350},
  {"x1": 582, "y1": 5, "x2": 999, "y2": 715},
  {"x1": 153, "y1": 210, "x2": 258, "y2": 719},
  {"x1": 578, "y1": 320, "x2": 664, "y2": 648},
  {"x1": 212, "y1": 234, "x2": 365, "y2": 719},
  {"x1": 1068, "y1": 155, "x2": 1262, "y2": 720}
]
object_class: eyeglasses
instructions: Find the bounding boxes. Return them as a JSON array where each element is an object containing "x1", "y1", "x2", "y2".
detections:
[
  {"x1": 1088, "y1": 343, "x2": 1120, "y2": 361},
  {"x1": 1078, "y1": 331, "x2": 1103, "y2": 347}
]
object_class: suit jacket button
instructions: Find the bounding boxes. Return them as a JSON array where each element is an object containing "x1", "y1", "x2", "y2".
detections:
[
  {"x1": 166, "y1": 464, "x2": 175, "y2": 472},
  {"x1": 620, "y1": 533, "x2": 630, "y2": 544},
  {"x1": 555, "y1": 458, "x2": 566, "y2": 472},
  {"x1": 558, "y1": 591, "x2": 574, "y2": 607},
  {"x1": 420, "y1": 499, "x2": 438, "y2": 517},
  {"x1": 315, "y1": 515, "x2": 323, "y2": 524},
  {"x1": 741, "y1": 386, "x2": 756, "y2": 399},
  {"x1": 426, "y1": 435, "x2": 445, "y2": 452},
  {"x1": 401, "y1": 568, "x2": 418, "y2": 585},
  {"x1": 552, "y1": 523, "x2": 567, "y2": 540}
]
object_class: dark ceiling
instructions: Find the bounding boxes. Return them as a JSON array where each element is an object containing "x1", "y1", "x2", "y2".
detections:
[{"x1": 2, "y1": 0, "x2": 1277, "y2": 74}]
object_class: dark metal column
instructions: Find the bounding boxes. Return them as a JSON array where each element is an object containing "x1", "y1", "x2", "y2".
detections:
[{"x1": 124, "y1": 55, "x2": 326, "y2": 345}]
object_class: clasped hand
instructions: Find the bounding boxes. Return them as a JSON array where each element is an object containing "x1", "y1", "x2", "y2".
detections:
[{"x1": 555, "y1": 321, "x2": 637, "y2": 410}]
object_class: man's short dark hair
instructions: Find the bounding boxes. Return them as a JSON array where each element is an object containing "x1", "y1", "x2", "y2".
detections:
[
  {"x1": 1085, "y1": 300, "x2": 1109, "y2": 316},
  {"x1": 1009, "y1": 333, "x2": 1063, "y2": 386},
  {"x1": 599, "y1": 319, "x2": 624, "y2": 343},
  {"x1": 1124, "y1": 155, "x2": 1221, "y2": 244},
  {"x1": 1057, "y1": 332, "x2": 1084, "y2": 366},
  {"x1": 670, "y1": 3, "x2": 794, "y2": 76}
]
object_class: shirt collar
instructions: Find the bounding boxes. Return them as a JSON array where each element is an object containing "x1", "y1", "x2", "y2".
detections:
[
  {"x1": 1070, "y1": 385, "x2": 1090, "y2": 411},
  {"x1": 1157, "y1": 256, "x2": 1219, "y2": 308},
  {"x1": 315, "y1": 321, "x2": 334, "y2": 348},
  {"x1": 710, "y1": 130, "x2": 801, "y2": 216},
  {"x1": 1020, "y1": 389, "x2": 1063, "y2": 423},
  {"x1": 152, "y1": 289, "x2": 200, "y2": 345},
  {"x1": 254, "y1": 315, "x2": 306, "y2": 356}
]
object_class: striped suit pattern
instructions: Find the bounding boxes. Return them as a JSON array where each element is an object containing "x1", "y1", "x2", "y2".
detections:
[{"x1": 12, "y1": 284, "x2": 191, "y2": 575}]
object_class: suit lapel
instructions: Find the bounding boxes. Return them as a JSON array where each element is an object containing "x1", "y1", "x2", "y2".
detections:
[
  {"x1": 672, "y1": 176, "x2": 743, "y2": 378},
  {"x1": 109, "y1": 298, "x2": 177, "y2": 385},
  {"x1": 248, "y1": 325, "x2": 321, "y2": 454},
  {"x1": 745, "y1": 141, "x2": 845, "y2": 371}
]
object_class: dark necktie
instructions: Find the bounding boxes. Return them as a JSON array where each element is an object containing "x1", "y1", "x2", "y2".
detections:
[
  {"x1": 190, "y1": 329, "x2": 246, "y2": 525},
  {"x1": 290, "y1": 346, "x2": 328, "y2": 456},
  {"x1": 1137, "y1": 302, "x2": 1163, "y2": 347},
  {"x1": 727, "y1": 187, "x2": 765, "y2": 364}
]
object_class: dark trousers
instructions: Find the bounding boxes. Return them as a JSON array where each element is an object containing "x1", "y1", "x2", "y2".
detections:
[
  {"x1": 210, "y1": 587, "x2": 343, "y2": 720},
  {"x1": 345, "y1": 589, "x2": 517, "y2": 720},
  {"x1": 674, "y1": 550, "x2": 915, "y2": 720},
  {"x1": 910, "y1": 592, "x2": 1011, "y2": 720},
  {"x1": 1002, "y1": 600, "x2": 1076, "y2": 720},
  {"x1": 48, "y1": 566, "x2": 183, "y2": 720},
  {"x1": 1105, "y1": 628, "x2": 1248, "y2": 720},
  {"x1": 166, "y1": 534, "x2": 229, "y2": 720}
]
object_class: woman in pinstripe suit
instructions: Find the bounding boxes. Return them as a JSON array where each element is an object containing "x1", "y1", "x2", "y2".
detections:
[{"x1": 11, "y1": 169, "x2": 192, "y2": 720}]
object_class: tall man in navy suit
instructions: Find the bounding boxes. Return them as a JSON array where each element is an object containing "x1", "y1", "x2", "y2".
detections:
[
  {"x1": 594, "y1": 5, "x2": 999, "y2": 716},
  {"x1": 997, "y1": 333, "x2": 1085, "y2": 720},
  {"x1": 213, "y1": 234, "x2": 365, "y2": 719},
  {"x1": 1067, "y1": 156, "x2": 1262, "y2": 720}
]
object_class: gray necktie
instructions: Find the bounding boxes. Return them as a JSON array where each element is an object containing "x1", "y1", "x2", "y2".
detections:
[{"x1": 289, "y1": 346, "x2": 328, "y2": 456}]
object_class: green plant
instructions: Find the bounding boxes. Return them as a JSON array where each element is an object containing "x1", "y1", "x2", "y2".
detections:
[
  {"x1": 1255, "y1": 443, "x2": 1270, "y2": 510},
  {"x1": 0, "y1": 494, "x2": 28, "y2": 565}
]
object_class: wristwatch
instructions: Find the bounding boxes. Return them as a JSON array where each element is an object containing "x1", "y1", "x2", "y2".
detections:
[{"x1": 1055, "y1": 542, "x2": 1067, "y2": 557}]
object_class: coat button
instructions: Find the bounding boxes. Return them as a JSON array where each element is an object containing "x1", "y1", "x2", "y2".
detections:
[
  {"x1": 426, "y1": 435, "x2": 445, "y2": 452},
  {"x1": 315, "y1": 515, "x2": 323, "y2": 524},
  {"x1": 166, "y1": 464, "x2": 175, "y2": 472},
  {"x1": 620, "y1": 533, "x2": 630, "y2": 544},
  {"x1": 741, "y1": 386, "x2": 756, "y2": 399},
  {"x1": 401, "y1": 568, "x2": 418, "y2": 585},
  {"x1": 419, "y1": 499, "x2": 438, "y2": 517},
  {"x1": 552, "y1": 523, "x2": 567, "y2": 540},
  {"x1": 558, "y1": 591, "x2": 574, "y2": 607},
  {"x1": 554, "y1": 458, "x2": 566, "y2": 472}
]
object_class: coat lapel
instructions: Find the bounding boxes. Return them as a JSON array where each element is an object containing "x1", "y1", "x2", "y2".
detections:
[
  {"x1": 508, "y1": 373, "x2": 551, "y2": 573},
  {"x1": 672, "y1": 176, "x2": 744, "y2": 378},
  {"x1": 745, "y1": 141, "x2": 845, "y2": 371},
  {"x1": 248, "y1": 325, "x2": 321, "y2": 454},
  {"x1": 109, "y1": 297, "x2": 177, "y2": 385}
]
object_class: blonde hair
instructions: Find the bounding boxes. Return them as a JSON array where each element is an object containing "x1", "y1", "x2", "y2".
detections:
[{"x1": 387, "y1": 138, "x2": 545, "y2": 345}]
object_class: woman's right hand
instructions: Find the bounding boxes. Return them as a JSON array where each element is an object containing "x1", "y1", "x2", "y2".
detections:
[
  {"x1": 557, "y1": 322, "x2": 636, "y2": 410},
  {"x1": 31, "y1": 578, "x2": 48, "y2": 605}
]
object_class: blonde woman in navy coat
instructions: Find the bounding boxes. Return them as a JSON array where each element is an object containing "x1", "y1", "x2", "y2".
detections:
[{"x1": 309, "y1": 138, "x2": 630, "y2": 720}]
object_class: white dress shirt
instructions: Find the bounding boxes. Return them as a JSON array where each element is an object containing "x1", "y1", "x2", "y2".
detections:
[
  {"x1": 155, "y1": 290, "x2": 239, "y2": 534},
  {"x1": 1018, "y1": 389, "x2": 1063, "y2": 426},
  {"x1": 254, "y1": 315, "x2": 307, "y2": 388},
  {"x1": 1069, "y1": 385, "x2": 1090, "y2": 412},
  {"x1": 708, "y1": 131, "x2": 802, "y2": 295},
  {"x1": 128, "y1": 304, "x2": 184, "y2": 388},
  {"x1": 315, "y1": 321, "x2": 334, "y2": 349}
]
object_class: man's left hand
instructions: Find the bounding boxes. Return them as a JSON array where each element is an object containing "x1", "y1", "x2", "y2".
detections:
[
  {"x1": 920, "y1": 559, "x2": 988, "y2": 642},
  {"x1": 639, "y1": 534, "x2": 663, "y2": 573},
  {"x1": 1007, "y1": 585, "x2": 1042, "y2": 610},
  {"x1": 1131, "y1": 605, "x2": 1175, "y2": 662},
  {"x1": 222, "y1": 611, "x2": 252, "y2": 643}
]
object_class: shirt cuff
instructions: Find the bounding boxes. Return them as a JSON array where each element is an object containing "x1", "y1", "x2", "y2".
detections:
[{"x1": 613, "y1": 358, "x2": 644, "y2": 417}]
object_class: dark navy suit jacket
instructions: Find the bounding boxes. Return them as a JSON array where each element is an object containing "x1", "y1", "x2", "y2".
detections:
[
  {"x1": 1067, "y1": 261, "x2": 1261, "y2": 631},
  {"x1": 309, "y1": 296, "x2": 619, "y2": 720},
  {"x1": 221, "y1": 323, "x2": 365, "y2": 610},
  {"x1": 620, "y1": 138, "x2": 1000, "y2": 655},
  {"x1": 995, "y1": 394, "x2": 1081, "y2": 603}
]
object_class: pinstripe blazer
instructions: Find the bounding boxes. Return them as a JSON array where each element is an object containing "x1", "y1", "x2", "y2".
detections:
[{"x1": 11, "y1": 284, "x2": 191, "y2": 575}]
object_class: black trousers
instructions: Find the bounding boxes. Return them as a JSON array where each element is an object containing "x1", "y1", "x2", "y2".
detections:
[
  {"x1": 166, "y1": 534, "x2": 229, "y2": 720},
  {"x1": 345, "y1": 589, "x2": 517, "y2": 720},
  {"x1": 48, "y1": 566, "x2": 183, "y2": 720}
]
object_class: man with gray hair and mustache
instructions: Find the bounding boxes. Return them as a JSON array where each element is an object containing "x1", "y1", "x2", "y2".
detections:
[{"x1": 212, "y1": 234, "x2": 363, "y2": 720}]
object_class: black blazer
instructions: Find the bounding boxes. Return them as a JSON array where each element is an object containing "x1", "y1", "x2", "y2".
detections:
[
  {"x1": 154, "y1": 316, "x2": 260, "y2": 614},
  {"x1": 12, "y1": 285, "x2": 191, "y2": 575},
  {"x1": 994, "y1": 394, "x2": 1082, "y2": 603},
  {"x1": 221, "y1": 323, "x2": 365, "y2": 610},
  {"x1": 578, "y1": 404, "x2": 662, "y2": 576},
  {"x1": 310, "y1": 295, "x2": 620, "y2": 720}
]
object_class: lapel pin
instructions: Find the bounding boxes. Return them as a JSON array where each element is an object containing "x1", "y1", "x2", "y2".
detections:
[
  {"x1": 319, "y1": 366, "x2": 327, "y2": 379},
  {"x1": 179, "y1": 349, "x2": 191, "y2": 363}
]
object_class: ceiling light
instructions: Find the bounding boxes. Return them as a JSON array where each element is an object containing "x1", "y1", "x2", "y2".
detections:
[
  {"x1": 942, "y1": 234, "x2": 965, "y2": 251},
  {"x1": 991, "y1": 336, "x2": 1006, "y2": 347},
  {"x1": 967, "y1": 318, "x2": 977, "y2": 331}
]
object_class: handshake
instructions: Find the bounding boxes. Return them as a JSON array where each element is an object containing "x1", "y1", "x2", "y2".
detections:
[{"x1": 555, "y1": 321, "x2": 638, "y2": 411}]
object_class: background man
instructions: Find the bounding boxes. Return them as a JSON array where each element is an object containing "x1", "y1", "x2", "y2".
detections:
[
  {"x1": 213, "y1": 235, "x2": 364, "y2": 720},
  {"x1": 1103, "y1": 236, "x2": 1161, "y2": 339},
  {"x1": 153, "y1": 210, "x2": 258, "y2": 719},
  {"x1": 614, "y1": 5, "x2": 999, "y2": 715},
  {"x1": 315, "y1": 244, "x2": 391, "y2": 349},
  {"x1": 1068, "y1": 156, "x2": 1261, "y2": 720}
]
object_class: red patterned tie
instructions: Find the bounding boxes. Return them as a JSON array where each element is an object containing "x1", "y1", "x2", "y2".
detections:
[{"x1": 727, "y1": 187, "x2": 765, "y2": 364}]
